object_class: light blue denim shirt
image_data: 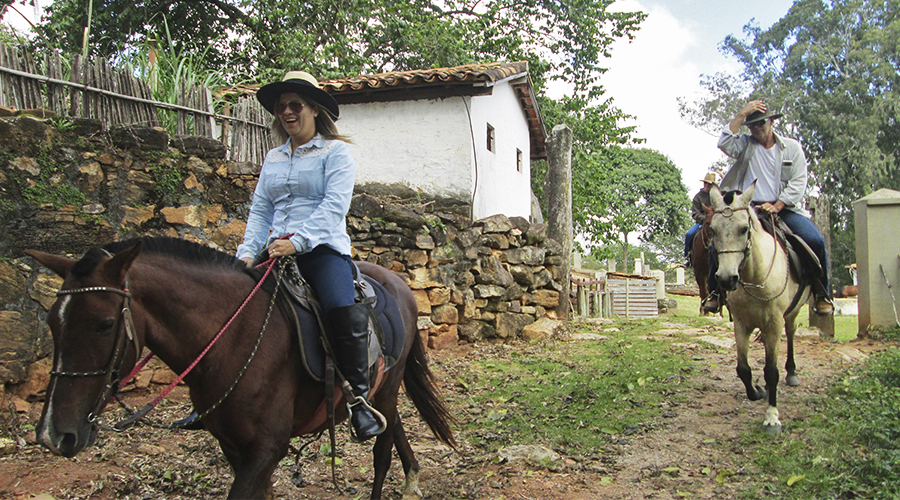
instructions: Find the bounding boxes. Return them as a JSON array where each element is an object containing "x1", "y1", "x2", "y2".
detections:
[{"x1": 235, "y1": 134, "x2": 356, "y2": 260}]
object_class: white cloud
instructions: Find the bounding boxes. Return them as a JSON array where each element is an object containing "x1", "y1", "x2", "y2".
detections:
[{"x1": 603, "y1": 0, "x2": 726, "y2": 190}]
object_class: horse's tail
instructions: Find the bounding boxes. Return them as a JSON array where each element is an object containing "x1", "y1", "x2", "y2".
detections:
[{"x1": 403, "y1": 332, "x2": 457, "y2": 449}]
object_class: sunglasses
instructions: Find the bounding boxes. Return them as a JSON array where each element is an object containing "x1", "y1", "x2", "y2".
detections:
[
  {"x1": 274, "y1": 101, "x2": 306, "y2": 114},
  {"x1": 747, "y1": 120, "x2": 768, "y2": 128}
]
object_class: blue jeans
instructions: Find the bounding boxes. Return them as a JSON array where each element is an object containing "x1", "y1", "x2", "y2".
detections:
[
  {"x1": 778, "y1": 210, "x2": 830, "y2": 295},
  {"x1": 685, "y1": 223, "x2": 701, "y2": 257},
  {"x1": 295, "y1": 245, "x2": 357, "y2": 313},
  {"x1": 708, "y1": 210, "x2": 831, "y2": 297}
]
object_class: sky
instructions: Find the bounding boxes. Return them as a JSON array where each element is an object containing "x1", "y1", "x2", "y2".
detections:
[
  {"x1": 2, "y1": 0, "x2": 797, "y2": 194},
  {"x1": 598, "y1": 0, "x2": 796, "y2": 193}
]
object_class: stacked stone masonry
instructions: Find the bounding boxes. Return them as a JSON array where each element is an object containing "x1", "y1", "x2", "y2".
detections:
[{"x1": 0, "y1": 117, "x2": 562, "y2": 388}]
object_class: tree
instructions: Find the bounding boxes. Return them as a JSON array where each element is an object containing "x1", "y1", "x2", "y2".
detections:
[
  {"x1": 35, "y1": 0, "x2": 645, "y2": 90},
  {"x1": 680, "y1": 0, "x2": 900, "y2": 290},
  {"x1": 559, "y1": 146, "x2": 691, "y2": 271}
]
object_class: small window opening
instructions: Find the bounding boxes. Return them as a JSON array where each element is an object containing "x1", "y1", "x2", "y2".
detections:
[{"x1": 487, "y1": 123, "x2": 495, "y2": 152}]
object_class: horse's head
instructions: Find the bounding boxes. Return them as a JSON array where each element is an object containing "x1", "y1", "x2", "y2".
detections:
[
  {"x1": 24, "y1": 242, "x2": 142, "y2": 457},
  {"x1": 709, "y1": 182, "x2": 758, "y2": 292}
]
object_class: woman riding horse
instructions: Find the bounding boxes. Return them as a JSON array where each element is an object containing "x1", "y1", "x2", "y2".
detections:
[{"x1": 237, "y1": 70, "x2": 383, "y2": 441}]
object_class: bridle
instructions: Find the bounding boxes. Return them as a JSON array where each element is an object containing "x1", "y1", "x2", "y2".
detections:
[
  {"x1": 713, "y1": 205, "x2": 789, "y2": 302},
  {"x1": 52, "y1": 281, "x2": 140, "y2": 425}
]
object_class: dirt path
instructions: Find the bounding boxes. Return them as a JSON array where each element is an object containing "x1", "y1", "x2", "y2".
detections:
[{"x1": 0, "y1": 321, "x2": 888, "y2": 500}]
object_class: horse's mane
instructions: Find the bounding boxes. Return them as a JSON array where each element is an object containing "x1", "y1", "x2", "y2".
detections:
[{"x1": 70, "y1": 237, "x2": 247, "y2": 278}]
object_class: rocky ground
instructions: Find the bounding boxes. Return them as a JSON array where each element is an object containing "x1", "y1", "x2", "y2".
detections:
[{"x1": 0, "y1": 317, "x2": 888, "y2": 500}]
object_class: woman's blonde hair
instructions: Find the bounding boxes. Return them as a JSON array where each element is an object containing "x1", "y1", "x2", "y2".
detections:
[{"x1": 270, "y1": 97, "x2": 351, "y2": 144}]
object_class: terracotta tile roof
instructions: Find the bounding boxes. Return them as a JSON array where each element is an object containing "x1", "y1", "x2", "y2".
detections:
[
  {"x1": 322, "y1": 61, "x2": 547, "y2": 160},
  {"x1": 319, "y1": 61, "x2": 529, "y2": 92}
]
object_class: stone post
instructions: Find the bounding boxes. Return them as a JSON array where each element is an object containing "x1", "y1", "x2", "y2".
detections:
[
  {"x1": 808, "y1": 195, "x2": 834, "y2": 339},
  {"x1": 544, "y1": 124, "x2": 573, "y2": 319}
]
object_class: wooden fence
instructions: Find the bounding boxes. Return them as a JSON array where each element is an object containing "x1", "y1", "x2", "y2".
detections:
[
  {"x1": 572, "y1": 272, "x2": 660, "y2": 318},
  {"x1": 0, "y1": 43, "x2": 272, "y2": 165}
]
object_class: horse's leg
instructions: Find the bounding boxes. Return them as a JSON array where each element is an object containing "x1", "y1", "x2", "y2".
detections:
[
  {"x1": 223, "y1": 435, "x2": 288, "y2": 499},
  {"x1": 784, "y1": 316, "x2": 800, "y2": 386},
  {"x1": 735, "y1": 322, "x2": 766, "y2": 401},
  {"x1": 761, "y1": 323, "x2": 783, "y2": 432},
  {"x1": 391, "y1": 409, "x2": 423, "y2": 500},
  {"x1": 369, "y1": 403, "x2": 398, "y2": 500}
]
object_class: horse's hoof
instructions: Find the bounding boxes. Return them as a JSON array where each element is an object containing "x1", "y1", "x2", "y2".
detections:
[
  {"x1": 785, "y1": 375, "x2": 800, "y2": 387},
  {"x1": 764, "y1": 424, "x2": 782, "y2": 435},
  {"x1": 749, "y1": 385, "x2": 767, "y2": 401}
]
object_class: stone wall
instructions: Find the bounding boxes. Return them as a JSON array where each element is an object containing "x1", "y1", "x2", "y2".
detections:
[{"x1": 0, "y1": 116, "x2": 563, "y2": 387}]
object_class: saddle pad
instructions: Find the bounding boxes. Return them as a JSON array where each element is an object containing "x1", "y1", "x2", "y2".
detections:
[{"x1": 295, "y1": 274, "x2": 406, "y2": 382}]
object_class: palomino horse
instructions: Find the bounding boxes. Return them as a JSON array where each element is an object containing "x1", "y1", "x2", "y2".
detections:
[
  {"x1": 25, "y1": 237, "x2": 455, "y2": 499},
  {"x1": 691, "y1": 204, "x2": 715, "y2": 314},
  {"x1": 708, "y1": 183, "x2": 809, "y2": 433}
]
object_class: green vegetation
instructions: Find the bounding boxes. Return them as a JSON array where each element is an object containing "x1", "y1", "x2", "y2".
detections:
[
  {"x1": 148, "y1": 160, "x2": 187, "y2": 205},
  {"x1": 456, "y1": 322, "x2": 698, "y2": 455},
  {"x1": 736, "y1": 347, "x2": 900, "y2": 499}
]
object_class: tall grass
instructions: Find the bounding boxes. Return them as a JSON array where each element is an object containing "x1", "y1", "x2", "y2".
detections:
[{"x1": 117, "y1": 21, "x2": 229, "y2": 136}]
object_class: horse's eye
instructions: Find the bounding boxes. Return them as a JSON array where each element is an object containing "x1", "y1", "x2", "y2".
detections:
[
  {"x1": 96, "y1": 318, "x2": 115, "y2": 336},
  {"x1": 740, "y1": 226, "x2": 749, "y2": 236}
]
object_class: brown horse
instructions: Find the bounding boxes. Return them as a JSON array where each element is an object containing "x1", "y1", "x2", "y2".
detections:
[
  {"x1": 692, "y1": 204, "x2": 715, "y2": 314},
  {"x1": 25, "y1": 237, "x2": 455, "y2": 499}
]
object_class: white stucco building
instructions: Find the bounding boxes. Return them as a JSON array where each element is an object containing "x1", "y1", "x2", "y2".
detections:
[{"x1": 322, "y1": 61, "x2": 547, "y2": 220}]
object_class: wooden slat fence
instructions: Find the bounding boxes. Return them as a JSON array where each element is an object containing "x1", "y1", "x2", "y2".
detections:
[
  {"x1": 572, "y1": 278, "x2": 609, "y2": 318},
  {"x1": 606, "y1": 273, "x2": 658, "y2": 318},
  {"x1": 0, "y1": 43, "x2": 271, "y2": 165}
]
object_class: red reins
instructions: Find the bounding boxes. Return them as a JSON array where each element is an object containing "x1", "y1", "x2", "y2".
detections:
[{"x1": 114, "y1": 256, "x2": 279, "y2": 427}]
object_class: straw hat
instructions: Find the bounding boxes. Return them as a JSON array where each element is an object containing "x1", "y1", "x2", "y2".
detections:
[
  {"x1": 701, "y1": 172, "x2": 718, "y2": 185},
  {"x1": 256, "y1": 71, "x2": 339, "y2": 120}
]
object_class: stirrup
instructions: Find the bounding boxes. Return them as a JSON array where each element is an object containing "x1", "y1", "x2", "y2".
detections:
[
  {"x1": 702, "y1": 292, "x2": 721, "y2": 313},
  {"x1": 347, "y1": 395, "x2": 387, "y2": 443},
  {"x1": 814, "y1": 296, "x2": 834, "y2": 315}
]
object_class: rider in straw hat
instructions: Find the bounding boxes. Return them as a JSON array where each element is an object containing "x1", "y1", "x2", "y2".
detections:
[
  {"x1": 684, "y1": 172, "x2": 718, "y2": 266},
  {"x1": 236, "y1": 70, "x2": 386, "y2": 441}
]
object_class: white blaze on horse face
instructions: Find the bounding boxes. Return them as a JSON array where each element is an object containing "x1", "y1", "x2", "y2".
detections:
[
  {"x1": 54, "y1": 295, "x2": 71, "y2": 373},
  {"x1": 40, "y1": 293, "x2": 72, "y2": 451}
]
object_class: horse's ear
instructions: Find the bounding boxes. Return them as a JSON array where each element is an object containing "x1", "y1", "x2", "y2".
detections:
[
  {"x1": 740, "y1": 181, "x2": 757, "y2": 205},
  {"x1": 709, "y1": 184, "x2": 724, "y2": 207},
  {"x1": 24, "y1": 250, "x2": 75, "y2": 278},
  {"x1": 101, "y1": 241, "x2": 143, "y2": 286}
]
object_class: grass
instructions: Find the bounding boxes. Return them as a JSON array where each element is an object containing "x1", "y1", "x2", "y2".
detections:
[
  {"x1": 734, "y1": 346, "x2": 900, "y2": 499},
  {"x1": 453, "y1": 324, "x2": 699, "y2": 457}
]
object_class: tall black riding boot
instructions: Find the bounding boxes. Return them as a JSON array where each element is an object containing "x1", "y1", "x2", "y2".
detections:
[{"x1": 327, "y1": 303, "x2": 387, "y2": 442}]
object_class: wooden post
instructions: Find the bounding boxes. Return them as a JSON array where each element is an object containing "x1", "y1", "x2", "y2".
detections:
[
  {"x1": 809, "y1": 195, "x2": 835, "y2": 340},
  {"x1": 544, "y1": 124, "x2": 573, "y2": 319}
]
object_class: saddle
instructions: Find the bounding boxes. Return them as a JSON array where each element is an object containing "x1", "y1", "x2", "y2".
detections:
[
  {"x1": 276, "y1": 260, "x2": 405, "y2": 383},
  {"x1": 755, "y1": 208, "x2": 827, "y2": 302}
]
